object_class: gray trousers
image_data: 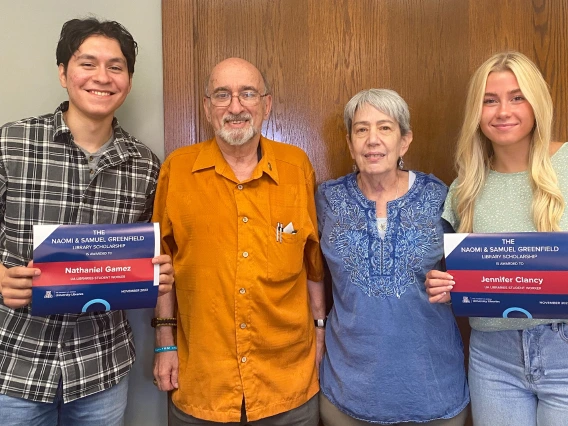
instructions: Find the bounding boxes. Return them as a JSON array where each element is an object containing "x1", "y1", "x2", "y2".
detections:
[{"x1": 169, "y1": 394, "x2": 319, "y2": 426}]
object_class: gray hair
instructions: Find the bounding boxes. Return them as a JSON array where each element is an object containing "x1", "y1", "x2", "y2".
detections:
[{"x1": 344, "y1": 89, "x2": 411, "y2": 137}]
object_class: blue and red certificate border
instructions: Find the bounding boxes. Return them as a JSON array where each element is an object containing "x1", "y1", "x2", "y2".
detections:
[
  {"x1": 444, "y1": 232, "x2": 568, "y2": 319},
  {"x1": 32, "y1": 223, "x2": 160, "y2": 316}
]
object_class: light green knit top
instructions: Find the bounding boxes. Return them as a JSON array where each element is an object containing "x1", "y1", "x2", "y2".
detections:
[{"x1": 443, "y1": 142, "x2": 568, "y2": 331}]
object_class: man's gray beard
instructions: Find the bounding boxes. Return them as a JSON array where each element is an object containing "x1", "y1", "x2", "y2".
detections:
[{"x1": 217, "y1": 124, "x2": 258, "y2": 146}]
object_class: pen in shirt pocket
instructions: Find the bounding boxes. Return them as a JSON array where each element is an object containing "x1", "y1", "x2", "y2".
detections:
[{"x1": 275, "y1": 222, "x2": 299, "y2": 243}]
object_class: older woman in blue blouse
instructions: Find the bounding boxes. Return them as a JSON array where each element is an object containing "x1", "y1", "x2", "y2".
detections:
[{"x1": 316, "y1": 89, "x2": 469, "y2": 426}]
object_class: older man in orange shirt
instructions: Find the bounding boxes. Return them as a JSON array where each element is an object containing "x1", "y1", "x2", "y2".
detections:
[{"x1": 151, "y1": 58, "x2": 326, "y2": 425}]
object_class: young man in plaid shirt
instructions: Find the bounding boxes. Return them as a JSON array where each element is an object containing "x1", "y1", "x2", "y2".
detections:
[{"x1": 0, "y1": 18, "x2": 174, "y2": 426}]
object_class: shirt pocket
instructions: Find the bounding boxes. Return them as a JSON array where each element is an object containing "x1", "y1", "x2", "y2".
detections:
[{"x1": 267, "y1": 225, "x2": 306, "y2": 282}]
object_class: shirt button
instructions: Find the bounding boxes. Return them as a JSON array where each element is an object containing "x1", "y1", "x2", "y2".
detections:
[
  {"x1": 240, "y1": 323, "x2": 247, "y2": 329},
  {"x1": 237, "y1": 184, "x2": 244, "y2": 190},
  {"x1": 241, "y1": 356, "x2": 247, "y2": 363},
  {"x1": 90, "y1": 169, "x2": 94, "y2": 175},
  {"x1": 242, "y1": 217, "x2": 248, "y2": 223},
  {"x1": 239, "y1": 288, "x2": 246, "y2": 294},
  {"x1": 242, "y1": 251, "x2": 249, "y2": 258},
  {"x1": 89, "y1": 156, "x2": 94, "y2": 161}
]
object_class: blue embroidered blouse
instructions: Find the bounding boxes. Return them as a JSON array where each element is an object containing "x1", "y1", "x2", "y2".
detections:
[{"x1": 317, "y1": 171, "x2": 469, "y2": 424}]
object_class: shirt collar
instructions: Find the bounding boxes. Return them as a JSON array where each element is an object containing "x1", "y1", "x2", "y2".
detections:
[
  {"x1": 192, "y1": 136, "x2": 279, "y2": 184},
  {"x1": 53, "y1": 101, "x2": 71, "y2": 139}
]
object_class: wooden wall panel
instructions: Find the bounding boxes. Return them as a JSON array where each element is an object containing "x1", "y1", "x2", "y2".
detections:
[
  {"x1": 306, "y1": 0, "x2": 389, "y2": 181},
  {"x1": 162, "y1": 0, "x2": 568, "y2": 182},
  {"x1": 162, "y1": 0, "x2": 198, "y2": 150},
  {"x1": 385, "y1": 0, "x2": 470, "y2": 182}
]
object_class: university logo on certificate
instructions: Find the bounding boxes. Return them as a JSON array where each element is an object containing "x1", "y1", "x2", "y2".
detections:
[
  {"x1": 32, "y1": 223, "x2": 160, "y2": 316},
  {"x1": 444, "y1": 232, "x2": 568, "y2": 319}
]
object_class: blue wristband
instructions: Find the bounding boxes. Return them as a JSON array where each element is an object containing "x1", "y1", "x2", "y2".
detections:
[{"x1": 154, "y1": 345, "x2": 177, "y2": 353}]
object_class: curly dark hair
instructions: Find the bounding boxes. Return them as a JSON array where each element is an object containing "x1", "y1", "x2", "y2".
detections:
[{"x1": 56, "y1": 18, "x2": 138, "y2": 74}]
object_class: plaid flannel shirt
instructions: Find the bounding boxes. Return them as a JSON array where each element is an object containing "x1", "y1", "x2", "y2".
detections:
[{"x1": 0, "y1": 102, "x2": 160, "y2": 403}]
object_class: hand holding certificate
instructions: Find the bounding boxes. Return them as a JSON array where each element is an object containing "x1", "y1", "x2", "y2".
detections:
[
  {"x1": 32, "y1": 223, "x2": 160, "y2": 316},
  {"x1": 444, "y1": 232, "x2": 568, "y2": 319}
]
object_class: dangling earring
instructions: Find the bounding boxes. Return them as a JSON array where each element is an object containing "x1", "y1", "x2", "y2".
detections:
[
  {"x1": 352, "y1": 163, "x2": 358, "y2": 172},
  {"x1": 398, "y1": 157, "x2": 404, "y2": 170}
]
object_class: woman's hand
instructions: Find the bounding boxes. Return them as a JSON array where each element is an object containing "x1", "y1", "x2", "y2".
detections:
[{"x1": 425, "y1": 269, "x2": 454, "y2": 304}]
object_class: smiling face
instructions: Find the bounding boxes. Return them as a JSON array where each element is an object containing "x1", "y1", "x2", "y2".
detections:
[
  {"x1": 204, "y1": 58, "x2": 272, "y2": 147},
  {"x1": 59, "y1": 35, "x2": 132, "y2": 123},
  {"x1": 348, "y1": 103, "x2": 412, "y2": 178},
  {"x1": 480, "y1": 70, "x2": 535, "y2": 152}
]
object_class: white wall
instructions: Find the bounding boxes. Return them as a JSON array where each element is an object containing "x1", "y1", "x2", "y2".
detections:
[{"x1": 0, "y1": 1, "x2": 167, "y2": 425}]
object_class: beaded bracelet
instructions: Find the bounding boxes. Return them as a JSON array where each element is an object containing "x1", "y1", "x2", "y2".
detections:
[
  {"x1": 151, "y1": 317, "x2": 177, "y2": 328},
  {"x1": 154, "y1": 345, "x2": 178, "y2": 353},
  {"x1": 156, "y1": 322, "x2": 177, "y2": 328}
]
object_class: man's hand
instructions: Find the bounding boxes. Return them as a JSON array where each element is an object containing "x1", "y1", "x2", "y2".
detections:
[
  {"x1": 153, "y1": 279, "x2": 177, "y2": 390},
  {"x1": 153, "y1": 255, "x2": 174, "y2": 296},
  {"x1": 315, "y1": 327, "x2": 325, "y2": 372},
  {"x1": 153, "y1": 350, "x2": 179, "y2": 391},
  {"x1": 0, "y1": 261, "x2": 40, "y2": 309}
]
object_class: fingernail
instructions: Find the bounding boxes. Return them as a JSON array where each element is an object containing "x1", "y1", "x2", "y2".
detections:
[
  {"x1": 448, "y1": 274, "x2": 454, "y2": 279},
  {"x1": 449, "y1": 280, "x2": 455, "y2": 285}
]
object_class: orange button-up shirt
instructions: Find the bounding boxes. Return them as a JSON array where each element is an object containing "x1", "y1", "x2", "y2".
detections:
[{"x1": 152, "y1": 137, "x2": 324, "y2": 422}]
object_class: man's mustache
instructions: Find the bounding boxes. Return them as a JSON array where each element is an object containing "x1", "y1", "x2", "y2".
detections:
[{"x1": 223, "y1": 114, "x2": 252, "y2": 124}]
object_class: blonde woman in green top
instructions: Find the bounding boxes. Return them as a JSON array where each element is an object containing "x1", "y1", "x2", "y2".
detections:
[{"x1": 426, "y1": 51, "x2": 568, "y2": 426}]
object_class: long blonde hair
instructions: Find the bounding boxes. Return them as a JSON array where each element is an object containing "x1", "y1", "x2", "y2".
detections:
[{"x1": 454, "y1": 51, "x2": 564, "y2": 232}]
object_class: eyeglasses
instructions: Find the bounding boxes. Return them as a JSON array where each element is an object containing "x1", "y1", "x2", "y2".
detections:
[{"x1": 206, "y1": 90, "x2": 269, "y2": 107}]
